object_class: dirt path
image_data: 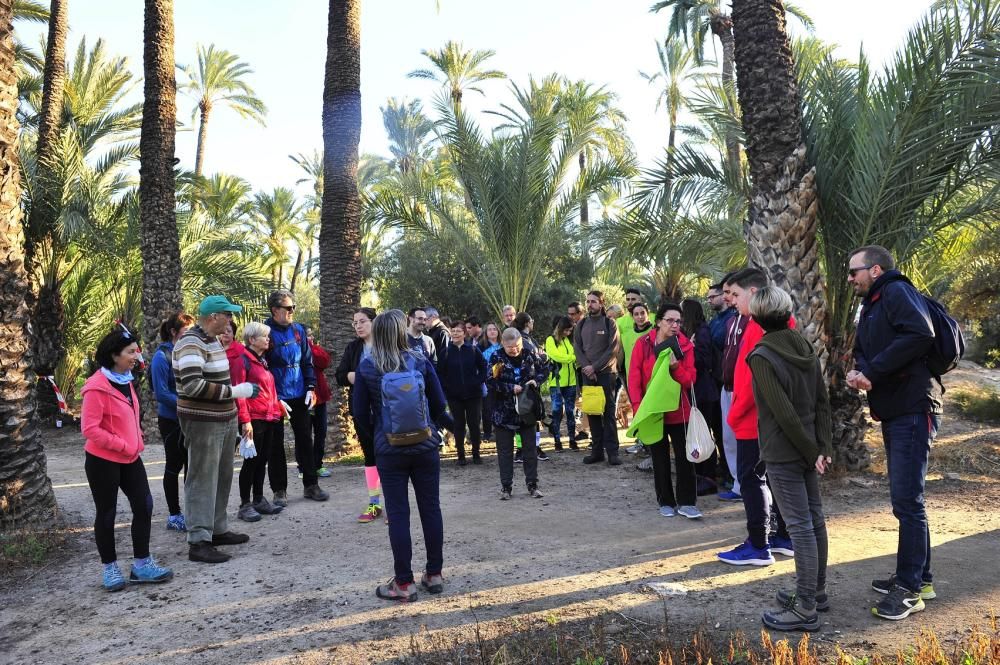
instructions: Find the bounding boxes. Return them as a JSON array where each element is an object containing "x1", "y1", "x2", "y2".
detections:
[{"x1": 1, "y1": 371, "x2": 998, "y2": 664}]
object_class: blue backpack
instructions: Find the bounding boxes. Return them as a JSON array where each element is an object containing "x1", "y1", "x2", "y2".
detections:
[
  {"x1": 922, "y1": 295, "x2": 965, "y2": 377},
  {"x1": 380, "y1": 356, "x2": 433, "y2": 446}
]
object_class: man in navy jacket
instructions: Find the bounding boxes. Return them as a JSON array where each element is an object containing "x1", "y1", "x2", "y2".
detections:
[
  {"x1": 847, "y1": 245, "x2": 941, "y2": 622},
  {"x1": 437, "y1": 320, "x2": 488, "y2": 465}
]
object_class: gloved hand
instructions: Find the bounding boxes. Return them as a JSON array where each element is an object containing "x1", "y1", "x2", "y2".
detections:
[
  {"x1": 280, "y1": 400, "x2": 293, "y2": 416},
  {"x1": 231, "y1": 383, "x2": 260, "y2": 399},
  {"x1": 238, "y1": 435, "x2": 257, "y2": 459},
  {"x1": 304, "y1": 390, "x2": 316, "y2": 408}
]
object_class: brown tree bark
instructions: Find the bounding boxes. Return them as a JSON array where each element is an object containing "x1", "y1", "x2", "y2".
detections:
[
  {"x1": 578, "y1": 150, "x2": 589, "y2": 258},
  {"x1": 0, "y1": 0, "x2": 59, "y2": 529},
  {"x1": 319, "y1": 0, "x2": 362, "y2": 453},
  {"x1": 731, "y1": 1, "x2": 861, "y2": 466},
  {"x1": 139, "y1": 0, "x2": 182, "y2": 429},
  {"x1": 193, "y1": 100, "x2": 210, "y2": 177},
  {"x1": 710, "y1": 12, "x2": 742, "y2": 182}
]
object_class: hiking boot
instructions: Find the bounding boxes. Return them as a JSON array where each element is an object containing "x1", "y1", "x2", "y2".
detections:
[
  {"x1": 582, "y1": 453, "x2": 605, "y2": 465},
  {"x1": 303, "y1": 485, "x2": 329, "y2": 501},
  {"x1": 569, "y1": 442, "x2": 580, "y2": 451},
  {"x1": 777, "y1": 588, "x2": 830, "y2": 612},
  {"x1": 637, "y1": 457, "x2": 653, "y2": 472},
  {"x1": 536, "y1": 448, "x2": 550, "y2": 461},
  {"x1": 607, "y1": 455, "x2": 622, "y2": 466},
  {"x1": 528, "y1": 484, "x2": 544, "y2": 498},
  {"x1": 770, "y1": 536, "x2": 794, "y2": 556},
  {"x1": 130, "y1": 556, "x2": 173, "y2": 584},
  {"x1": 237, "y1": 502, "x2": 262, "y2": 522},
  {"x1": 358, "y1": 503, "x2": 383, "y2": 523},
  {"x1": 472, "y1": 455, "x2": 483, "y2": 465},
  {"x1": 317, "y1": 466, "x2": 332, "y2": 478},
  {"x1": 166, "y1": 513, "x2": 187, "y2": 532},
  {"x1": 457, "y1": 457, "x2": 467, "y2": 467},
  {"x1": 553, "y1": 441, "x2": 564, "y2": 452},
  {"x1": 499, "y1": 486, "x2": 513, "y2": 501},
  {"x1": 762, "y1": 594, "x2": 820, "y2": 632},
  {"x1": 376, "y1": 578, "x2": 417, "y2": 602},
  {"x1": 717, "y1": 540, "x2": 774, "y2": 566},
  {"x1": 871, "y1": 574, "x2": 936, "y2": 599},
  {"x1": 575, "y1": 431, "x2": 589, "y2": 441},
  {"x1": 102, "y1": 562, "x2": 127, "y2": 592},
  {"x1": 677, "y1": 505, "x2": 703, "y2": 520},
  {"x1": 211, "y1": 531, "x2": 250, "y2": 546},
  {"x1": 659, "y1": 505, "x2": 676, "y2": 517},
  {"x1": 718, "y1": 490, "x2": 742, "y2": 502},
  {"x1": 189, "y1": 542, "x2": 231, "y2": 564},
  {"x1": 273, "y1": 490, "x2": 288, "y2": 507},
  {"x1": 252, "y1": 497, "x2": 283, "y2": 515},
  {"x1": 421, "y1": 572, "x2": 444, "y2": 594},
  {"x1": 872, "y1": 584, "x2": 925, "y2": 620}
]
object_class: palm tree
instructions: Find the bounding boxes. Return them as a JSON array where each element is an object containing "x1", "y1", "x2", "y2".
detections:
[
  {"x1": 0, "y1": 0, "x2": 59, "y2": 529},
  {"x1": 319, "y1": 0, "x2": 362, "y2": 452},
  {"x1": 179, "y1": 43, "x2": 266, "y2": 176},
  {"x1": 249, "y1": 187, "x2": 304, "y2": 288},
  {"x1": 381, "y1": 97, "x2": 435, "y2": 174},
  {"x1": 407, "y1": 40, "x2": 505, "y2": 110}
]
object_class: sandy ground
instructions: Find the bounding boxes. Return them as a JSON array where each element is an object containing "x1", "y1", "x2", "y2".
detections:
[{"x1": 1, "y1": 366, "x2": 998, "y2": 665}]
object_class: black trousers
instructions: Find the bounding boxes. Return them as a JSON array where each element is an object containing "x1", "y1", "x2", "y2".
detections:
[
  {"x1": 649, "y1": 422, "x2": 697, "y2": 507},
  {"x1": 496, "y1": 425, "x2": 538, "y2": 489},
  {"x1": 240, "y1": 419, "x2": 277, "y2": 503},
  {"x1": 270, "y1": 396, "x2": 316, "y2": 490},
  {"x1": 585, "y1": 371, "x2": 620, "y2": 456},
  {"x1": 353, "y1": 416, "x2": 377, "y2": 467},
  {"x1": 158, "y1": 416, "x2": 187, "y2": 516},
  {"x1": 448, "y1": 396, "x2": 482, "y2": 460},
  {"x1": 85, "y1": 452, "x2": 153, "y2": 564}
]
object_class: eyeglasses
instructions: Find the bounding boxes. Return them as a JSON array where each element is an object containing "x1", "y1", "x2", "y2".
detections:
[
  {"x1": 847, "y1": 265, "x2": 873, "y2": 278},
  {"x1": 663, "y1": 318, "x2": 683, "y2": 325}
]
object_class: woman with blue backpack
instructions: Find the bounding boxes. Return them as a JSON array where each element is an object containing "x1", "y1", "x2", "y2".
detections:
[{"x1": 354, "y1": 309, "x2": 454, "y2": 602}]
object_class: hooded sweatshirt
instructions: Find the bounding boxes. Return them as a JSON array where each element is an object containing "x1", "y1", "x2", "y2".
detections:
[
  {"x1": 81, "y1": 371, "x2": 143, "y2": 464},
  {"x1": 747, "y1": 328, "x2": 832, "y2": 465},
  {"x1": 727, "y1": 315, "x2": 795, "y2": 439}
]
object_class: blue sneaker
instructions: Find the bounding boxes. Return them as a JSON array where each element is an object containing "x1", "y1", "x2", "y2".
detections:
[
  {"x1": 770, "y1": 536, "x2": 794, "y2": 557},
  {"x1": 317, "y1": 467, "x2": 332, "y2": 478},
  {"x1": 166, "y1": 514, "x2": 187, "y2": 532},
  {"x1": 718, "y1": 490, "x2": 742, "y2": 502},
  {"x1": 130, "y1": 556, "x2": 174, "y2": 584},
  {"x1": 717, "y1": 540, "x2": 774, "y2": 566},
  {"x1": 102, "y1": 562, "x2": 127, "y2": 592}
]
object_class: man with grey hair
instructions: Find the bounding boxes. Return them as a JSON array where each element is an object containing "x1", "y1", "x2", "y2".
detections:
[
  {"x1": 424, "y1": 306, "x2": 449, "y2": 364},
  {"x1": 173, "y1": 295, "x2": 259, "y2": 563},
  {"x1": 501, "y1": 305, "x2": 517, "y2": 327}
]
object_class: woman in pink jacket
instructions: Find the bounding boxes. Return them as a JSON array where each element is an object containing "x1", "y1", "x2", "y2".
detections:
[
  {"x1": 81, "y1": 329, "x2": 174, "y2": 591},
  {"x1": 628, "y1": 302, "x2": 702, "y2": 519},
  {"x1": 229, "y1": 321, "x2": 285, "y2": 522}
]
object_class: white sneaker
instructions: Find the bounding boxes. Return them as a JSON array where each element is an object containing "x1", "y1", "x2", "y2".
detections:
[
  {"x1": 625, "y1": 443, "x2": 642, "y2": 454},
  {"x1": 677, "y1": 505, "x2": 703, "y2": 520}
]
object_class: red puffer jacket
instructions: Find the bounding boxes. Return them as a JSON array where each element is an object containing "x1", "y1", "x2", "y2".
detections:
[
  {"x1": 229, "y1": 346, "x2": 283, "y2": 424},
  {"x1": 311, "y1": 342, "x2": 332, "y2": 404},
  {"x1": 627, "y1": 329, "x2": 696, "y2": 425}
]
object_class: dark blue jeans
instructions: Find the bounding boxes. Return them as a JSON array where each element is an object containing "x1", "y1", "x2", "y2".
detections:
[
  {"x1": 736, "y1": 438, "x2": 788, "y2": 549},
  {"x1": 882, "y1": 412, "x2": 938, "y2": 593},
  {"x1": 549, "y1": 385, "x2": 577, "y2": 444},
  {"x1": 377, "y1": 448, "x2": 443, "y2": 584}
]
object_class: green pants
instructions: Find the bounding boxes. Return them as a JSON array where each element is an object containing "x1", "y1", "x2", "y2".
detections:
[{"x1": 179, "y1": 417, "x2": 238, "y2": 544}]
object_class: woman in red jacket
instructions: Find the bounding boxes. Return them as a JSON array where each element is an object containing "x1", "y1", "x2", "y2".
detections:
[
  {"x1": 230, "y1": 322, "x2": 285, "y2": 522},
  {"x1": 627, "y1": 303, "x2": 702, "y2": 519},
  {"x1": 82, "y1": 329, "x2": 174, "y2": 591},
  {"x1": 309, "y1": 332, "x2": 333, "y2": 478}
]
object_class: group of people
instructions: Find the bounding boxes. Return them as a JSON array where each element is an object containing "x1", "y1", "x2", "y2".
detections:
[{"x1": 80, "y1": 245, "x2": 943, "y2": 632}]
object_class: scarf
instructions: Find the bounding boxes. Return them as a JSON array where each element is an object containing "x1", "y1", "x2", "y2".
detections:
[{"x1": 101, "y1": 367, "x2": 134, "y2": 384}]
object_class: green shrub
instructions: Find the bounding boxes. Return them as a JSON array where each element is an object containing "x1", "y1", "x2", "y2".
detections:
[{"x1": 951, "y1": 386, "x2": 1000, "y2": 423}]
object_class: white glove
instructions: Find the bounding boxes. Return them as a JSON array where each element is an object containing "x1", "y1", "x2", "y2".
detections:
[
  {"x1": 231, "y1": 382, "x2": 260, "y2": 399},
  {"x1": 280, "y1": 400, "x2": 293, "y2": 416},
  {"x1": 304, "y1": 390, "x2": 316, "y2": 408},
  {"x1": 238, "y1": 435, "x2": 257, "y2": 459}
]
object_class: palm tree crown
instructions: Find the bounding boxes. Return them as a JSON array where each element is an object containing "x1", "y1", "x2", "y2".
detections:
[{"x1": 407, "y1": 40, "x2": 505, "y2": 106}]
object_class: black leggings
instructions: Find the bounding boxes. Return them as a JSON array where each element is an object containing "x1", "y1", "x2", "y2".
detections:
[
  {"x1": 158, "y1": 417, "x2": 187, "y2": 515},
  {"x1": 85, "y1": 452, "x2": 153, "y2": 564},
  {"x1": 354, "y1": 416, "x2": 377, "y2": 467},
  {"x1": 240, "y1": 419, "x2": 276, "y2": 503}
]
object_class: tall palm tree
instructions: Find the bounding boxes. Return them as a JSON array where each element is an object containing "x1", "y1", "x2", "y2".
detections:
[
  {"x1": 179, "y1": 43, "x2": 266, "y2": 176},
  {"x1": 319, "y1": 0, "x2": 361, "y2": 452},
  {"x1": 381, "y1": 97, "x2": 435, "y2": 174},
  {"x1": 407, "y1": 40, "x2": 505, "y2": 110},
  {"x1": 289, "y1": 150, "x2": 323, "y2": 284},
  {"x1": 139, "y1": 0, "x2": 182, "y2": 367},
  {"x1": 0, "y1": 0, "x2": 59, "y2": 529},
  {"x1": 249, "y1": 187, "x2": 304, "y2": 288}
]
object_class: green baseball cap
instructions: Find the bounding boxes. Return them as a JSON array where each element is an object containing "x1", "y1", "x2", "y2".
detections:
[{"x1": 198, "y1": 295, "x2": 243, "y2": 316}]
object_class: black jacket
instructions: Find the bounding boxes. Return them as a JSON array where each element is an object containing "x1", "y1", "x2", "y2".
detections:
[
  {"x1": 853, "y1": 270, "x2": 942, "y2": 420},
  {"x1": 426, "y1": 321, "x2": 449, "y2": 365},
  {"x1": 437, "y1": 341, "x2": 487, "y2": 401},
  {"x1": 335, "y1": 338, "x2": 367, "y2": 418}
]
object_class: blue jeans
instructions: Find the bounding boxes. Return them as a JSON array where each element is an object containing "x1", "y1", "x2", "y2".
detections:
[
  {"x1": 549, "y1": 385, "x2": 577, "y2": 444},
  {"x1": 882, "y1": 413, "x2": 938, "y2": 592},
  {"x1": 736, "y1": 438, "x2": 788, "y2": 550},
  {"x1": 376, "y1": 449, "x2": 443, "y2": 584}
]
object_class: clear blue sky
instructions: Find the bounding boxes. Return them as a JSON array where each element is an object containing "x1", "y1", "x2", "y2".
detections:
[{"x1": 19, "y1": 0, "x2": 934, "y2": 196}]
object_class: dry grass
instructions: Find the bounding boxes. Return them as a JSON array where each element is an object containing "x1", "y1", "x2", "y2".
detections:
[
  {"x1": 396, "y1": 610, "x2": 1000, "y2": 664},
  {"x1": 0, "y1": 528, "x2": 68, "y2": 581}
]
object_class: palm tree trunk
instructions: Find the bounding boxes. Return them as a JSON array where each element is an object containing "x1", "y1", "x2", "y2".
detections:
[
  {"x1": 579, "y1": 150, "x2": 590, "y2": 258},
  {"x1": 193, "y1": 101, "x2": 209, "y2": 177},
  {"x1": 0, "y1": 0, "x2": 59, "y2": 529},
  {"x1": 139, "y1": 0, "x2": 182, "y2": 431},
  {"x1": 319, "y1": 0, "x2": 362, "y2": 453},
  {"x1": 290, "y1": 249, "x2": 303, "y2": 292},
  {"x1": 732, "y1": 0, "x2": 863, "y2": 465},
  {"x1": 711, "y1": 13, "x2": 742, "y2": 180}
]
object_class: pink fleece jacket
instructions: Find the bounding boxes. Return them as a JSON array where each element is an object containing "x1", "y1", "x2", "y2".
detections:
[{"x1": 81, "y1": 372, "x2": 143, "y2": 464}]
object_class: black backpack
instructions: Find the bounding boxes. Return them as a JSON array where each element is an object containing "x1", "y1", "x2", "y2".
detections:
[{"x1": 922, "y1": 295, "x2": 965, "y2": 377}]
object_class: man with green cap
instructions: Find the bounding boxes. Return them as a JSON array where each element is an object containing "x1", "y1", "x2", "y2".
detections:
[{"x1": 173, "y1": 295, "x2": 260, "y2": 563}]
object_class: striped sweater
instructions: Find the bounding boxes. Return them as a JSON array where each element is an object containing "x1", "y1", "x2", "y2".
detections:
[{"x1": 172, "y1": 325, "x2": 238, "y2": 422}]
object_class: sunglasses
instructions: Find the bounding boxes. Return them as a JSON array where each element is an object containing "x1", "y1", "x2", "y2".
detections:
[
  {"x1": 847, "y1": 265, "x2": 873, "y2": 278},
  {"x1": 277, "y1": 304, "x2": 296, "y2": 312}
]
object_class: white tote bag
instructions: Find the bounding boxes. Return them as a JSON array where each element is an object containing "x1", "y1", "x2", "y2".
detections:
[{"x1": 685, "y1": 387, "x2": 716, "y2": 463}]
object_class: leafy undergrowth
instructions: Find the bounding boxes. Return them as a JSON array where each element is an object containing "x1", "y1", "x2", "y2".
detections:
[
  {"x1": 0, "y1": 528, "x2": 68, "y2": 581},
  {"x1": 950, "y1": 384, "x2": 1000, "y2": 424},
  {"x1": 397, "y1": 610, "x2": 1000, "y2": 665}
]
